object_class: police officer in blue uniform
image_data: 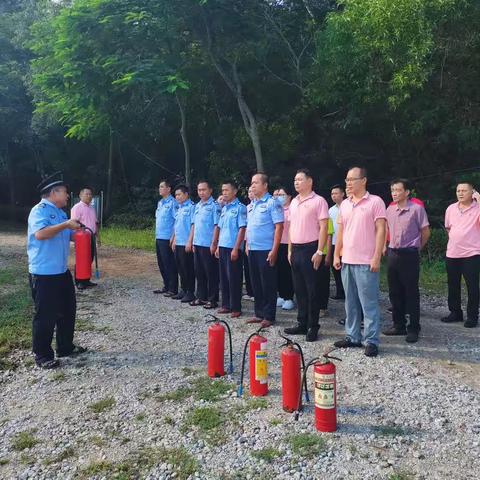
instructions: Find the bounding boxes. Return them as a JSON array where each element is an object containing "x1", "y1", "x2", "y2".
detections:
[
  {"x1": 246, "y1": 173, "x2": 284, "y2": 328},
  {"x1": 190, "y1": 180, "x2": 221, "y2": 308},
  {"x1": 154, "y1": 180, "x2": 179, "y2": 296},
  {"x1": 171, "y1": 185, "x2": 196, "y2": 303},
  {"x1": 27, "y1": 173, "x2": 87, "y2": 369},
  {"x1": 216, "y1": 180, "x2": 247, "y2": 318}
]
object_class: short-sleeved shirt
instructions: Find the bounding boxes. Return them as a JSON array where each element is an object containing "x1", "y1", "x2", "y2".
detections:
[
  {"x1": 445, "y1": 201, "x2": 480, "y2": 258},
  {"x1": 280, "y1": 206, "x2": 290, "y2": 244},
  {"x1": 71, "y1": 201, "x2": 97, "y2": 233},
  {"x1": 27, "y1": 199, "x2": 70, "y2": 275},
  {"x1": 246, "y1": 193, "x2": 284, "y2": 251},
  {"x1": 386, "y1": 200, "x2": 429, "y2": 249},
  {"x1": 329, "y1": 204, "x2": 341, "y2": 245},
  {"x1": 155, "y1": 195, "x2": 178, "y2": 240},
  {"x1": 289, "y1": 192, "x2": 329, "y2": 245},
  {"x1": 323, "y1": 218, "x2": 335, "y2": 254},
  {"x1": 218, "y1": 198, "x2": 247, "y2": 249},
  {"x1": 192, "y1": 196, "x2": 221, "y2": 247},
  {"x1": 174, "y1": 199, "x2": 195, "y2": 246},
  {"x1": 338, "y1": 192, "x2": 387, "y2": 265}
]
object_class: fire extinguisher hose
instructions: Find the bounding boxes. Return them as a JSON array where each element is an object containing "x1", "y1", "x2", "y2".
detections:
[
  {"x1": 237, "y1": 327, "x2": 265, "y2": 397},
  {"x1": 294, "y1": 357, "x2": 321, "y2": 421}
]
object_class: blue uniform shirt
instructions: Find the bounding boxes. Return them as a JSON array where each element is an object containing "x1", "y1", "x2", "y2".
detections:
[
  {"x1": 218, "y1": 198, "x2": 247, "y2": 249},
  {"x1": 246, "y1": 193, "x2": 284, "y2": 251},
  {"x1": 192, "y1": 196, "x2": 221, "y2": 247},
  {"x1": 27, "y1": 199, "x2": 70, "y2": 275},
  {"x1": 174, "y1": 199, "x2": 195, "y2": 246},
  {"x1": 155, "y1": 195, "x2": 178, "y2": 240}
]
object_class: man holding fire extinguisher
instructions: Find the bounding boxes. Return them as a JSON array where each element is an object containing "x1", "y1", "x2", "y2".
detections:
[
  {"x1": 27, "y1": 172, "x2": 87, "y2": 369},
  {"x1": 71, "y1": 187, "x2": 99, "y2": 290}
]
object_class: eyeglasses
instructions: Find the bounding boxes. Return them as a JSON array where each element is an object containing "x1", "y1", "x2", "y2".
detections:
[{"x1": 345, "y1": 177, "x2": 365, "y2": 183}]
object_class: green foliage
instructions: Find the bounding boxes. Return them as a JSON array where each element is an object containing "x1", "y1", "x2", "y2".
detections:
[
  {"x1": 12, "y1": 431, "x2": 39, "y2": 451},
  {"x1": 101, "y1": 227, "x2": 155, "y2": 252},
  {"x1": 107, "y1": 213, "x2": 155, "y2": 230},
  {"x1": 185, "y1": 406, "x2": 223, "y2": 432},
  {"x1": 251, "y1": 447, "x2": 281, "y2": 463},
  {"x1": 289, "y1": 433, "x2": 327, "y2": 458},
  {"x1": 193, "y1": 377, "x2": 234, "y2": 402},
  {"x1": 422, "y1": 228, "x2": 448, "y2": 262},
  {"x1": 88, "y1": 396, "x2": 116, "y2": 414}
]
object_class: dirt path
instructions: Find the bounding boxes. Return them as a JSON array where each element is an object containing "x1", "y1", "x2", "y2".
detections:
[{"x1": 0, "y1": 229, "x2": 479, "y2": 480}]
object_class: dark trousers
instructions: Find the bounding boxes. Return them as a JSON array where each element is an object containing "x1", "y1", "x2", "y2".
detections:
[
  {"x1": 277, "y1": 243, "x2": 294, "y2": 300},
  {"x1": 194, "y1": 246, "x2": 219, "y2": 303},
  {"x1": 75, "y1": 234, "x2": 96, "y2": 285},
  {"x1": 329, "y1": 246, "x2": 344, "y2": 297},
  {"x1": 29, "y1": 270, "x2": 76, "y2": 363},
  {"x1": 291, "y1": 242, "x2": 322, "y2": 330},
  {"x1": 387, "y1": 248, "x2": 421, "y2": 332},
  {"x1": 318, "y1": 257, "x2": 330, "y2": 310},
  {"x1": 243, "y1": 244, "x2": 253, "y2": 296},
  {"x1": 175, "y1": 245, "x2": 195, "y2": 295},
  {"x1": 446, "y1": 255, "x2": 480, "y2": 321},
  {"x1": 156, "y1": 239, "x2": 178, "y2": 293},
  {"x1": 219, "y1": 247, "x2": 243, "y2": 312},
  {"x1": 248, "y1": 250, "x2": 277, "y2": 322}
]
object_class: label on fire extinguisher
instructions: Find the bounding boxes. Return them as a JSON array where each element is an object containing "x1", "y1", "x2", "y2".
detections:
[
  {"x1": 255, "y1": 348, "x2": 268, "y2": 384},
  {"x1": 314, "y1": 372, "x2": 335, "y2": 409}
]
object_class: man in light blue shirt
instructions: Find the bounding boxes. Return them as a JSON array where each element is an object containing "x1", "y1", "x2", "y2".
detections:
[
  {"x1": 216, "y1": 180, "x2": 247, "y2": 317},
  {"x1": 190, "y1": 181, "x2": 221, "y2": 308},
  {"x1": 246, "y1": 173, "x2": 284, "y2": 327},
  {"x1": 154, "y1": 180, "x2": 179, "y2": 296},
  {"x1": 171, "y1": 184, "x2": 196, "y2": 303},
  {"x1": 27, "y1": 173, "x2": 86, "y2": 369}
]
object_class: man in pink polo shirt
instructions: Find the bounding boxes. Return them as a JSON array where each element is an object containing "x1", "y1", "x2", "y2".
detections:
[
  {"x1": 333, "y1": 166, "x2": 386, "y2": 357},
  {"x1": 442, "y1": 182, "x2": 480, "y2": 328},
  {"x1": 71, "y1": 187, "x2": 99, "y2": 289},
  {"x1": 284, "y1": 168, "x2": 329, "y2": 342}
]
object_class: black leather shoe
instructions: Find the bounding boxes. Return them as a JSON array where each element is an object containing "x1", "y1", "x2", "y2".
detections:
[
  {"x1": 441, "y1": 313, "x2": 463, "y2": 323},
  {"x1": 154, "y1": 288, "x2": 168, "y2": 294},
  {"x1": 171, "y1": 292, "x2": 185, "y2": 300},
  {"x1": 364, "y1": 343, "x2": 378, "y2": 357},
  {"x1": 330, "y1": 294, "x2": 345, "y2": 300},
  {"x1": 76, "y1": 283, "x2": 87, "y2": 290},
  {"x1": 464, "y1": 319, "x2": 478, "y2": 328},
  {"x1": 306, "y1": 328, "x2": 319, "y2": 342},
  {"x1": 181, "y1": 293, "x2": 195, "y2": 303},
  {"x1": 383, "y1": 326, "x2": 407, "y2": 336},
  {"x1": 57, "y1": 345, "x2": 87, "y2": 358},
  {"x1": 405, "y1": 331, "x2": 419, "y2": 343},
  {"x1": 334, "y1": 338, "x2": 362, "y2": 348},
  {"x1": 85, "y1": 281, "x2": 97, "y2": 287},
  {"x1": 36, "y1": 359, "x2": 60, "y2": 369},
  {"x1": 164, "y1": 291, "x2": 177, "y2": 297},
  {"x1": 284, "y1": 325, "x2": 308, "y2": 335}
]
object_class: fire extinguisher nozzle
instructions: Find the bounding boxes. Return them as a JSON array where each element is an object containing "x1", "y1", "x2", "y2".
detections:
[
  {"x1": 237, "y1": 385, "x2": 243, "y2": 398},
  {"x1": 294, "y1": 411, "x2": 300, "y2": 421},
  {"x1": 228, "y1": 362, "x2": 233, "y2": 375}
]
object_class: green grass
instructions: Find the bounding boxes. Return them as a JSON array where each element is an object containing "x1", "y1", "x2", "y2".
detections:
[
  {"x1": 289, "y1": 433, "x2": 327, "y2": 458},
  {"x1": 194, "y1": 377, "x2": 234, "y2": 402},
  {"x1": 156, "y1": 447, "x2": 199, "y2": 480},
  {"x1": 101, "y1": 227, "x2": 155, "y2": 252},
  {"x1": 185, "y1": 407, "x2": 223, "y2": 432},
  {"x1": 156, "y1": 386, "x2": 192, "y2": 402},
  {"x1": 0, "y1": 458, "x2": 9, "y2": 466},
  {"x1": 0, "y1": 267, "x2": 32, "y2": 363},
  {"x1": 388, "y1": 472, "x2": 414, "y2": 480},
  {"x1": 373, "y1": 425, "x2": 408, "y2": 437},
  {"x1": 12, "y1": 431, "x2": 39, "y2": 451},
  {"x1": 88, "y1": 397, "x2": 116, "y2": 414},
  {"x1": 251, "y1": 447, "x2": 281, "y2": 463}
]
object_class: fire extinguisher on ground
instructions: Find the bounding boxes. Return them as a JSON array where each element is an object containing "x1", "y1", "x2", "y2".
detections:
[
  {"x1": 279, "y1": 333, "x2": 309, "y2": 413},
  {"x1": 295, "y1": 349, "x2": 342, "y2": 432},
  {"x1": 206, "y1": 315, "x2": 233, "y2": 378},
  {"x1": 237, "y1": 327, "x2": 268, "y2": 397}
]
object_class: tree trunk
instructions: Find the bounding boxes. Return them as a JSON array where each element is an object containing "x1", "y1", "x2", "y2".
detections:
[
  {"x1": 176, "y1": 91, "x2": 191, "y2": 187},
  {"x1": 105, "y1": 128, "x2": 114, "y2": 216},
  {"x1": 117, "y1": 138, "x2": 135, "y2": 207}
]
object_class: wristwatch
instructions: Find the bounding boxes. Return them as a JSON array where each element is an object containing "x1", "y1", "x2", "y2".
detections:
[{"x1": 315, "y1": 250, "x2": 324, "y2": 256}]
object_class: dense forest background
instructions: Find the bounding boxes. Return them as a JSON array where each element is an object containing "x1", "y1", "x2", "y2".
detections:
[{"x1": 1, "y1": 0, "x2": 479, "y2": 227}]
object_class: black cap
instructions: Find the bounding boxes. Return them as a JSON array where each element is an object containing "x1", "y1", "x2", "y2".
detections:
[{"x1": 37, "y1": 171, "x2": 67, "y2": 194}]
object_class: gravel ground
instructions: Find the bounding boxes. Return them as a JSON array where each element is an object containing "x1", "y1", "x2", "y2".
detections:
[{"x1": 0, "y1": 231, "x2": 479, "y2": 480}]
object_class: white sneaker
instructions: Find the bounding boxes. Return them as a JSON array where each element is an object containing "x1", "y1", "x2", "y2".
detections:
[
  {"x1": 282, "y1": 300, "x2": 295, "y2": 310},
  {"x1": 242, "y1": 294, "x2": 255, "y2": 302},
  {"x1": 319, "y1": 309, "x2": 329, "y2": 318},
  {"x1": 276, "y1": 297, "x2": 285, "y2": 308}
]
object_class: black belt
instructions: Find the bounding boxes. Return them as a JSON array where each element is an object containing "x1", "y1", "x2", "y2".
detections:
[
  {"x1": 388, "y1": 247, "x2": 419, "y2": 254},
  {"x1": 291, "y1": 241, "x2": 318, "y2": 248}
]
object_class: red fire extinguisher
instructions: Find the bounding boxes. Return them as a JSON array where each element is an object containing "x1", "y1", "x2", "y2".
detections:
[
  {"x1": 295, "y1": 349, "x2": 342, "y2": 432},
  {"x1": 279, "y1": 334, "x2": 309, "y2": 413},
  {"x1": 206, "y1": 315, "x2": 233, "y2": 378},
  {"x1": 237, "y1": 327, "x2": 268, "y2": 397},
  {"x1": 74, "y1": 228, "x2": 92, "y2": 281}
]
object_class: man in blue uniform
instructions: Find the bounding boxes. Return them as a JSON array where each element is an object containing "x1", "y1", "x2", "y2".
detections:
[
  {"x1": 246, "y1": 173, "x2": 284, "y2": 328},
  {"x1": 216, "y1": 180, "x2": 247, "y2": 318},
  {"x1": 171, "y1": 185, "x2": 196, "y2": 303},
  {"x1": 154, "y1": 180, "x2": 179, "y2": 296},
  {"x1": 27, "y1": 173, "x2": 86, "y2": 369},
  {"x1": 190, "y1": 181, "x2": 221, "y2": 308}
]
